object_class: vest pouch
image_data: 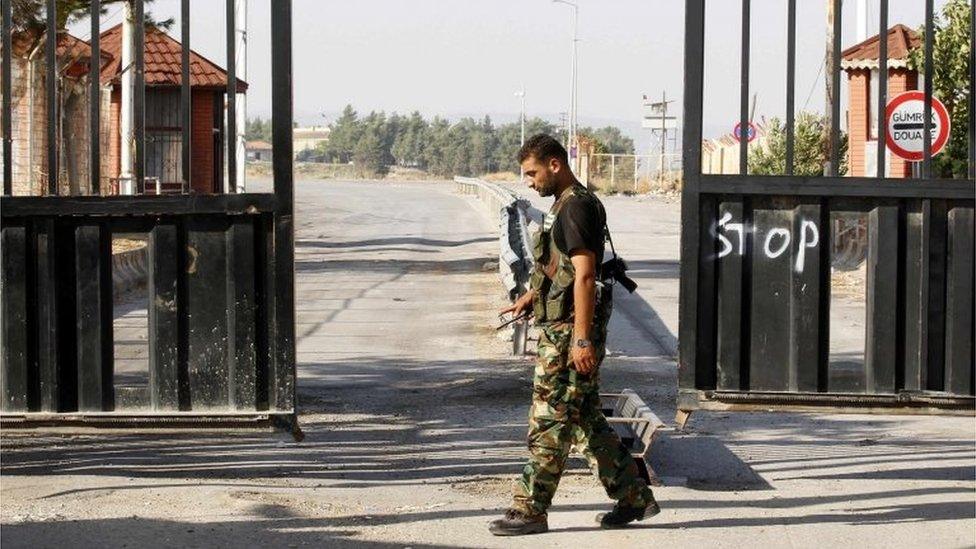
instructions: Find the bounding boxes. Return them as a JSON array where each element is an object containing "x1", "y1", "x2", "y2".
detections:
[{"x1": 543, "y1": 256, "x2": 576, "y2": 322}]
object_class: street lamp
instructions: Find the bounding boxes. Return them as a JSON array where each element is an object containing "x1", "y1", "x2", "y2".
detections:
[
  {"x1": 552, "y1": 0, "x2": 578, "y2": 167},
  {"x1": 514, "y1": 85, "x2": 526, "y2": 147},
  {"x1": 515, "y1": 85, "x2": 526, "y2": 180}
]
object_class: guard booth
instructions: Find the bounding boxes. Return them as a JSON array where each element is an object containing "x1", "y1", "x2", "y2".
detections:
[
  {"x1": 678, "y1": 0, "x2": 974, "y2": 424},
  {"x1": 0, "y1": 1, "x2": 298, "y2": 432}
]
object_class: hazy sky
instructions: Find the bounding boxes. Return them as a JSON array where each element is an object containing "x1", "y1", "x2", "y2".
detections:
[{"x1": 69, "y1": 0, "x2": 946, "y2": 149}]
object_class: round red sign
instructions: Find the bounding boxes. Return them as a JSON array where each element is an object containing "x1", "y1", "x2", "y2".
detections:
[{"x1": 884, "y1": 91, "x2": 951, "y2": 161}]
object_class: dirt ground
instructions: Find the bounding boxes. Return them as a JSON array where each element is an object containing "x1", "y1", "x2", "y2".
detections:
[{"x1": 1, "y1": 180, "x2": 973, "y2": 548}]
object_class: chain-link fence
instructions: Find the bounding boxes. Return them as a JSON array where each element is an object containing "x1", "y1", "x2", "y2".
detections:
[{"x1": 586, "y1": 153, "x2": 681, "y2": 193}]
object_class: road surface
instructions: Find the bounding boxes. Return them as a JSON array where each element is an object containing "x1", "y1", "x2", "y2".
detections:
[{"x1": 1, "y1": 179, "x2": 973, "y2": 548}]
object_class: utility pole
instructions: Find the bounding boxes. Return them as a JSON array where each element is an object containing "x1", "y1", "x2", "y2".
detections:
[
  {"x1": 824, "y1": 0, "x2": 836, "y2": 175},
  {"x1": 120, "y1": 0, "x2": 135, "y2": 194},
  {"x1": 515, "y1": 84, "x2": 525, "y2": 179},
  {"x1": 659, "y1": 91, "x2": 668, "y2": 186},
  {"x1": 856, "y1": 0, "x2": 869, "y2": 42},
  {"x1": 235, "y1": 0, "x2": 247, "y2": 193},
  {"x1": 553, "y1": 0, "x2": 578, "y2": 167},
  {"x1": 644, "y1": 92, "x2": 674, "y2": 186}
]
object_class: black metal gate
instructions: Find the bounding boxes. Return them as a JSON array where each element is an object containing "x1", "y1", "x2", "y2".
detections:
[
  {"x1": 0, "y1": 0, "x2": 297, "y2": 429},
  {"x1": 678, "y1": 0, "x2": 975, "y2": 420}
]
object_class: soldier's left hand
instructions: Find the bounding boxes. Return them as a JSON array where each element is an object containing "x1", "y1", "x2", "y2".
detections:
[{"x1": 572, "y1": 345, "x2": 598, "y2": 375}]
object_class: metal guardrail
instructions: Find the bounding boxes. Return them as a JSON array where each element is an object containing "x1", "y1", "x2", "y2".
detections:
[{"x1": 455, "y1": 177, "x2": 535, "y2": 354}]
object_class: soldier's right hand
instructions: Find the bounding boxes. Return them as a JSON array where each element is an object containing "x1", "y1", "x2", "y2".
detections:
[{"x1": 500, "y1": 290, "x2": 534, "y2": 317}]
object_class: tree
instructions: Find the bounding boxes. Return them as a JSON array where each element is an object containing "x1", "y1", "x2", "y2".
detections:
[
  {"x1": 13, "y1": 0, "x2": 172, "y2": 33},
  {"x1": 245, "y1": 117, "x2": 272, "y2": 142},
  {"x1": 353, "y1": 111, "x2": 394, "y2": 176},
  {"x1": 423, "y1": 117, "x2": 453, "y2": 176},
  {"x1": 492, "y1": 117, "x2": 556, "y2": 173},
  {"x1": 320, "y1": 105, "x2": 361, "y2": 163},
  {"x1": 750, "y1": 112, "x2": 848, "y2": 176},
  {"x1": 392, "y1": 111, "x2": 428, "y2": 168},
  {"x1": 907, "y1": 0, "x2": 972, "y2": 178},
  {"x1": 578, "y1": 126, "x2": 635, "y2": 155}
]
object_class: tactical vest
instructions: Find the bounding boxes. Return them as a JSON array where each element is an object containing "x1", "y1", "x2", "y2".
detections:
[{"x1": 529, "y1": 184, "x2": 609, "y2": 324}]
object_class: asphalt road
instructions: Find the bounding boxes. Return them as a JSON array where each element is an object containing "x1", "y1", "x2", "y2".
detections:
[{"x1": 1, "y1": 179, "x2": 973, "y2": 549}]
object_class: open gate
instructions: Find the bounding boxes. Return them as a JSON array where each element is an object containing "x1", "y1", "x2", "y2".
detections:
[
  {"x1": 678, "y1": 0, "x2": 975, "y2": 421},
  {"x1": 0, "y1": 1, "x2": 297, "y2": 430}
]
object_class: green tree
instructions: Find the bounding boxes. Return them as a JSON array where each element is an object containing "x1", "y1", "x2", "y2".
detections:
[
  {"x1": 907, "y1": 0, "x2": 972, "y2": 178},
  {"x1": 392, "y1": 111, "x2": 428, "y2": 167},
  {"x1": 245, "y1": 117, "x2": 272, "y2": 142},
  {"x1": 750, "y1": 112, "x2": 848, "y2": 176},
  {"x1": 353, "y1": 111, "x2": 394, "y2": 176},
  {"x1": 492, "y1": 117, "x2": 557, "y2": 173},
  {"x1": 320, "y1": 105, "x2": 361, "y2": 163},
  {"x1": 13, "y1": 0, "x2": 172, "y2": 32},
  {"x1": 423, "y1": 117, "x2": 453, "y2": 176},
  {"x1": 579, "y1": 126, "x2": 635, "y2": 155}
]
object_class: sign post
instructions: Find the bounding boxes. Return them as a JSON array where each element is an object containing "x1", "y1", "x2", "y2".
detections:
[{"x1": 884, "y1": 90, "x2": 951, "y2": 161}]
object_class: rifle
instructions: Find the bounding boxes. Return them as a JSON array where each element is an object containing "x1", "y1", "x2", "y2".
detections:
[
  {"x1": 601, "y1": 256, "x2": 638, "y2": 293},
  {"x1": 496, "y1": 310, "x2": 532, "y2": 331},
  {"x1": 602, "y1": 223, "x2": 638, "y2": 294}
]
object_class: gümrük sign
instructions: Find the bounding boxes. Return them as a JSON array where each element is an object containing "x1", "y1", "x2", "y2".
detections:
[{"x1": 885, "y1": 90, "x2": 951, "y2": 161}]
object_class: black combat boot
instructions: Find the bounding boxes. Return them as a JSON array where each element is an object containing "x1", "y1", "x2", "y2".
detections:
[
  {"x1": 488, "y1": 509, "x2": 549, "y2": 536},
  {"x1": 596, "y1": 498, "x2": 661, "y2": 529}
]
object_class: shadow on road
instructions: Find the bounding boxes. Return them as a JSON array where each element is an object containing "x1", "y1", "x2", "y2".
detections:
[{"x1": 297, "y1": 236, "x2": 496, "y2": 249}]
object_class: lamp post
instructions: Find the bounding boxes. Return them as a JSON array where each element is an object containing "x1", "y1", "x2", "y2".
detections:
[
  {"x1": 515, "y1": 85, "x2": 526, "y2": 180},
  {"x1": 552, "y1": 0, "x2": 578, "y2": 167}
]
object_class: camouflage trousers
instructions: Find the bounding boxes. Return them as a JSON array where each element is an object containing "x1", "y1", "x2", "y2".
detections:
[{"x1": 511, "y1": 321, "x2": 655, "y2": 516}]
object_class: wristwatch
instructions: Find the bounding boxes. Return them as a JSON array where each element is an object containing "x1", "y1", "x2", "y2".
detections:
[{"x1": 575, "y1": 338, "x2": 591, "y2": 349}]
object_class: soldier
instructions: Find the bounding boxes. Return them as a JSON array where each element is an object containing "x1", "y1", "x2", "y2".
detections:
[{"x1": 489, "y1": 134, "x2": 659, "y2": 536}]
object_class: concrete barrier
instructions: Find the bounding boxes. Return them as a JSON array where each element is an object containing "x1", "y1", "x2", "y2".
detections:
[
  {"x1": 455, "y1": 177, "x2": 535, "y2": 354},
  {"x1": 112, "y1": 246, "x2": 148, "y2": 300}
]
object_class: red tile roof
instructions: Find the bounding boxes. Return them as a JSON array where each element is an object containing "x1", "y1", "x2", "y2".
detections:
[
  {"x1": 10, "y1": 30, "x2": 111, "y2": 75},
  {"x1": 99, "y1": 24, "x2": 247, "y2": 91},
  {"x1": 841, "y1": 24, "x2": 921, "y2": 70},
  {"x1": 246, "y1": 140, "x2": 273, "y2": 150}
]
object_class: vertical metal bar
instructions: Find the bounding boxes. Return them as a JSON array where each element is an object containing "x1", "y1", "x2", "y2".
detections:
[
  {"x1": 149, "y1": 222, "x2": 180, "y2": 410},
  {"x1": 75, "y1": 224, "x2": 112, "y2": 411},
  {"x1": 36, "y1": 220, "x2": 60, "y2": 410},
  {"x1": 944, "y1": 206, "x2": 974, "y2": 396},
  {"x1": 749, "y1": 204, "x2": 792, "y2": 390},
  {"x1": 876, "y1": 0, "x2": 888, "y2": 178},
  {"x1": 181, "y1": 0, "x2": 191, "y2": 193},
  {"x1": 903, "y1": 200, "x2": 928, "y2": 390},
  {"x1": 1, "y1": 0, "x2": 11, "y2": 194},
  {"x1": 89, "y1": 1, "x2": 101, "y2": 195},
  {"x1": 970, "y1": 0, "x2": 975, "y2": 181},
  {"x1": 785, "y1": 0, "x2": 796, "y2": 175},
  {"x1": 255, "y1": 213, "x2": 274, "y2": 411},
  {"x1": 46, "y1": 0, "x2": 57, "y2": 195},
  {"x1": 271, "y1": 0, "x2": 295, "y2": 411},
  {"x1": 133, "y1": 0, "x2": 145, "y2": 193},
  {"x1": 716, "y1": 200, "x2": 744, "y2": 390},
  {"x1": 925, "y1": 200, "x2": 948, "y2": 391},
  {"x1": 678, "y1": 0, "x2": 705, "y2": 392},
  {"x1": 829, "y1": 0, "x2": 842, "y2": 177},
  {"x1": 922, "y1": 0, "x2": 934, "y2": 177},
  {"x1": 228, "y1": 218, "x2": 257, "y2": 408},
  {"x1": 226, "y1": 0, "x2": 237, "y2": 193},
  {"x1": 865, "y1": 204, "x2": 898, "y2": 393},
  {"x1": 738, "y1": 0, "x2": 750, "y2": 175},
  {"x1": 790, "y1": 200, "x2": 824, "y2": 392},
  {"x1": 1, "y1": 224, "x2": 29, "y2": 411},
  {"x1": 186, "y1": 219, "x2": 231, "y2": 408}
]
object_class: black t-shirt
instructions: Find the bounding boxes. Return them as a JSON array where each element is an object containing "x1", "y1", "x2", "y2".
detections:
[{"x1": 552, "y1": 193, "x2": 606, "y2": 263}]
